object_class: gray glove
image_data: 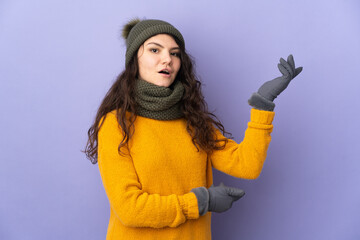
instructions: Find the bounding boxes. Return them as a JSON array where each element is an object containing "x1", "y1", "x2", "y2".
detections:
[
  {"x1": 191, "y1": 182, "x2": 245, "y2": 216},
  {"x1": 248, "y1": 54, "x2": 303, "y2": 111}
]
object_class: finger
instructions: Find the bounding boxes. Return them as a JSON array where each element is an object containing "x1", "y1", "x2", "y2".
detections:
[
  {"x1": 226, "y1": 187, "x2": 245, "y2": 197},
  {"x1": 230, "y1": 190, "x2": 245, "y2": 200},
  {"x1": 278, "y1": 63, "x2": 289, "y2": 77},
  {"x1": 234, "y1": 191, "x2": 245, "y2": 200},
  {"x1": 294, "y1": 66, "x2": 303, "y2": 77},
  {"x1": 287, "y1": 54, "x2": 295, "y2": 70},
  {"x1": 280, "y1": 58, "x2": 294, "y2": 77}
]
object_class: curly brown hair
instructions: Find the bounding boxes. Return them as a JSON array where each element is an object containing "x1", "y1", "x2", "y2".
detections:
[{"x1": 83, "y1": 36, "x2": 231, "y2": 164}]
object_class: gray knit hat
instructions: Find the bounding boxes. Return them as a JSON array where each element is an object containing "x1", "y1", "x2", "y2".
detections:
[{"x1": 122, "y1": 18, "x2": 185, "y2": 66}]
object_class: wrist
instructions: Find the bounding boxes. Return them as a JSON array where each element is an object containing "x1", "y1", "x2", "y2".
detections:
[
  {"x1": 248, "y1": 92, "x2": 275, "y2": 111},
  {"x1": 190, "y1": 187, "x2": 209, "y2": 216}
]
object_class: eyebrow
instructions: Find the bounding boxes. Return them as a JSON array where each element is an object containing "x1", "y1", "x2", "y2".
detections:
[{"x1": 146, "y1": 42, "x2": 180, "y2": 50}]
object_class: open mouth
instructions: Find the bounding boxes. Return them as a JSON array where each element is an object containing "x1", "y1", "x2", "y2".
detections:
[{"x1": 159, "y1": 70, "x2": 170, "y2": 75}]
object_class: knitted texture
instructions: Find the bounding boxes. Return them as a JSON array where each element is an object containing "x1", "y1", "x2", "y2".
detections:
[
  {"x1": 135, "y1": 78, "x2": 184, "y2": 120},
  {"x1": 97, "y1": 108, "x2": 275, "y2": 239},
  {"x1": 125, "y1": 19, "x2": 185, "y2": 66}
]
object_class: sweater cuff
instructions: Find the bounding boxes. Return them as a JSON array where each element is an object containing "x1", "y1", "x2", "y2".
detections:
[
  {"x1": 178, "y1": 192, "x2": 200, "y2": 219},
  {"x1": 248, "y1": 108, "x2": 275, "y2": 131},
  {"x1": 248, "y1": 92, "x2": 275, "y2": 111},
  {"x1": 250, "y1": 108, "x2": 275, "y2": 125}
]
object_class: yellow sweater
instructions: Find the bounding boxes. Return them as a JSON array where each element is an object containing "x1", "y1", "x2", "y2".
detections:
[{"x1": 97, "y1": 108, "x2": 275, "y2": 240}]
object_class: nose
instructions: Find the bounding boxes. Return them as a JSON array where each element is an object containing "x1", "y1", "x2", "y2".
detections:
[{"x1": 161, "y1": 52, "x2": 172, "y2": 65}]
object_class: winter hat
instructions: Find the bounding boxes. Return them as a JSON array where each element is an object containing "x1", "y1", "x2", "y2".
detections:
[{"x1": 122, "y1": 18, "x2": 185, "y2": 66}]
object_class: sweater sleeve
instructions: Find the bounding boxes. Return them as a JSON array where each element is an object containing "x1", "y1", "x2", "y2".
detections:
[
  {"x1": 97, "y1": 112, "x2": 199, "y2": 229},
  {"x1": 210, "y1": 108, "x2": 275, "y2": 179}
]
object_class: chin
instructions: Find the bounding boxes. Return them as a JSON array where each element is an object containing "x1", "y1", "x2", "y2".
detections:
[
  {"x1": 162, "y1": 83, "x2": 172, "y2": 88},
  {"x1": 157, "y1": 80, "x2": 174, "y2": 88}
]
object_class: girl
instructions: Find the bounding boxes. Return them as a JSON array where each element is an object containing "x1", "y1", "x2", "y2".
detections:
[{"x1": 84, "y1": 18, "x2": 302, "y2": 240}]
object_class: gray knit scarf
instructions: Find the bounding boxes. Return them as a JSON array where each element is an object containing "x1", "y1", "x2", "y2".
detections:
[{"x1": 134, "y1": 78, "x2": 185, "y2": 120}]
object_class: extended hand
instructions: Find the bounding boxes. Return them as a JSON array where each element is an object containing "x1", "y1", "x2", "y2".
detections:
[
  {"x1": 258, "y1": 54, "x2": 303, "y2": 101},
  {"x1": 208, "y1": 182, "x2": 245, "y2": 213}
]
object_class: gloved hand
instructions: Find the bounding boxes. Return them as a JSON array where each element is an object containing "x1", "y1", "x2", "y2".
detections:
[
  {"x1": 208, "y1": 182, "x2": 245, "y2": 213},
  {"x1": 191, "y1": 182, "x2": 245, "y2": 216},
  {"x1": 248, "y1": 54, "x2": 303, "y2": 111}
]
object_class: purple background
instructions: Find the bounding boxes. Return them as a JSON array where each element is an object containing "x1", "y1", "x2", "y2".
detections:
[{"x1": 1, "y1": 0, "x2": 359, "y2": 239}]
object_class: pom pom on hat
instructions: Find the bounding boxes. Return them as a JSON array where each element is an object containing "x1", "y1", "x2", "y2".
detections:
[{"x1": 122, "y1": 18, "x2": 141, "y2": 40}]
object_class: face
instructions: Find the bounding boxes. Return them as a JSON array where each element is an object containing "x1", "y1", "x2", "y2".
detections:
[{"x1": 137, "y1": 34, "x2": 181, "y2": 87}]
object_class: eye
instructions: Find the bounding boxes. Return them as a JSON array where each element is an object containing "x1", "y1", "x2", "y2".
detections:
[
  {"x1": 150, "y1": 48, "x2": 158, "y2": 53},
  {"x1": 171, "y1": 52, "x2": 180, "y2": 57}
]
